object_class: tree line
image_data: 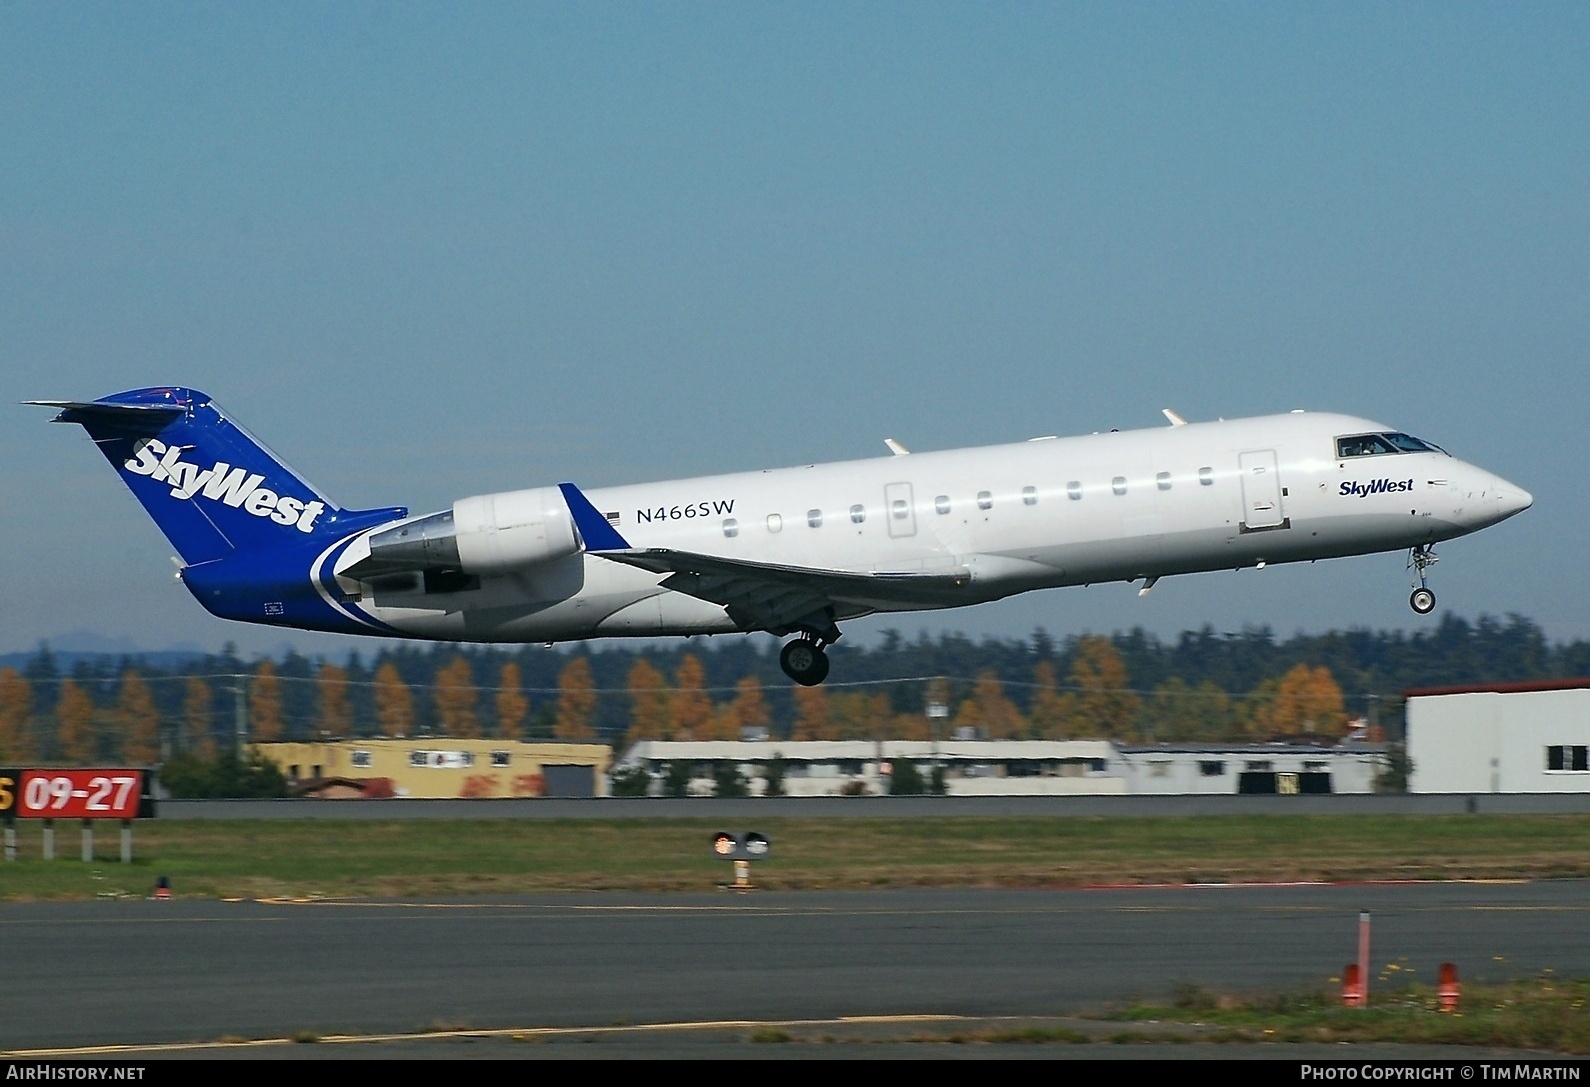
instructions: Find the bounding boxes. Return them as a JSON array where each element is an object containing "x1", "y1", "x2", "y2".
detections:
[{"x1": 0, "y1": 612, "x2": 1582, "y2": 762}]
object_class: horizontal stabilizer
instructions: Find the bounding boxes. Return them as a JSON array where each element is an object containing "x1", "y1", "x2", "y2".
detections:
[{"x1": 26, "y1": 400, "x2": 186, "y2": 436}]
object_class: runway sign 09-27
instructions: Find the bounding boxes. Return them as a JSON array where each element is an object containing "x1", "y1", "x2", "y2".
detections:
[{"x1": 0, "y1": 769, "x2": 152, "y2": 820}]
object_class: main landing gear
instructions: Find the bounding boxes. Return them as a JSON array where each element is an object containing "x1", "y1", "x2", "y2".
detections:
[
  {"x1": 1408, "y1": 545, "x2": 1438, "y2": 615},
  {"x1": 780, "y1": 638, "x2": 831, "y2": 686}
]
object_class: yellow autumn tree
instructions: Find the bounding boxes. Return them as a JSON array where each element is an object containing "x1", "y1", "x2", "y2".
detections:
[
  {"x1": 1028, "y1": 660, "x2": 1080, "y2": 739},
  {"x1": 0, "y1": 667, "x2": 32, "y2": 761},
  {"x1": 250, "y1": 659, "x2": 284, "y2": 742},
  {"x1": 116, "y1": 671, "x2": 160, "y2": 765},
  {"x1": 884, "y1": 708, "x2": 931, "y2": 741},
  {"x1": 318, "y1": 662, "x2": 351, "y2": 737},
  {"x1": 672, "y1": 654, "x2": 713, "y2": 741},
  {"x1": 373, "y1": 661, "x2": 414, "y2": 737},
  {"x1": 433, "y1": 656, "x2": 479, "y2": 738},
  {"x1": 624, "y1": 657, "x2": 673, "y2": 744},
  {"x1": 950, "y1": 671, "x2": 1026, "y2": 739},
  {"x1": 725, "y1": 676, "x2": 769, "y2": 740},
  {"x1": 790, "y1": 683, "x2": 832, "y2": 740},
  {"x1": 1069, "y1": 636, "x2": 1140, "y2": 740},
  {"x1": 554, "y1": 657, "x2": 597, "y2": 740},
  {"x1": 701, "y1": 701, "x2": 738, "y2": 742},
  {"x1": 1268, "y1": 664, "x2": 1349, "y2": 738},
  {"x1": 494, "y1": 662, "x2": 529, "y2": 740},
  {"x1": 184, "y1": 676, "x2": 214, "y2": 757},
  {"x1": 57, "y1": 678, "x2": 97, "y2": 764},
  {"x1": 829, "y1": 690, "x2": 890, "y2": 739}
]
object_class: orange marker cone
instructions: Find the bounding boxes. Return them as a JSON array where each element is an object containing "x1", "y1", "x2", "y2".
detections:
[
  {"x1": 1437, "y1": 962, "x2": 1460, "y2": 1012},
  {"x1": 154, "y1": 875, "x2": 171, "y2": 900},
  {"x1": 1342, "y1": 963, "x2": 1365, "y2": 1007}
]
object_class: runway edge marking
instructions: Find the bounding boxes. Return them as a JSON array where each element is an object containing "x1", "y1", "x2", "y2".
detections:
[{"x1": 0, "y1": 1014, "x2": 971, "y2": 1058}]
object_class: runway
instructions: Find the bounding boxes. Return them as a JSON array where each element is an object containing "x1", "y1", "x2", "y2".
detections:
[{"x1": 3, "y1": 880, "x2": 1587, "y2": 1055}]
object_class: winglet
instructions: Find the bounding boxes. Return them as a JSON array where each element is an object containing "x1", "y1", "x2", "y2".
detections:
[
  {"x1": 1162, "y1": 409, "x2": 1188, "y2": 427},
  {"x1": 884, "y1": 438, "x2": 910, "y2": 456},
  {"x1": 558, "y1": 482, "x2": 631, "y2": 551}
]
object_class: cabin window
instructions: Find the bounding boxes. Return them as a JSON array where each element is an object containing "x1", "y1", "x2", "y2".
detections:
[
  {"x1": 850, "y1": 504, "x2": 866, "y2": 524},
  {"x1": 976, "y1": 491, "x2": 993, "y2": 510},
  {"x1": 1112, "y1": 476, "x2": 1127, "y2": 496},
  {"x1": 891, "y1": 499, "x2": 909, "y2": 520},
  {"x1": 807, "y1": 509, "x2": 823, "y2": 528},
  {"x1": 491, "y1": 751, "x2": 511, "y2": 768},
  {"x1": 1156, "y1": 472, "x2": 1172, "y2": 491},
  {"x1": 1199, "y1": 467, "x2": 1214, "y2": 486},
  {"x1": 1066, "y1": 481, "x2": 1082, "y2": 500},
  {"x1": 722, "y1": 518, "x2": 739, "y2": 538},
  {"x1": 1021, "y1": 486, "x2": 1037, "y2": 506},
  {"x1": 935, "y1": 495, "x2": 951, "y2": 514},
  {"x1": 351, "y1": 750, "x2": 372, "y2": 769},
  {"x1": 766, "y1": 514, "x2": 783, "y2": 533},
  {"x1": 1198, "y1": 760, "x2": 1225, "y2": 777}
]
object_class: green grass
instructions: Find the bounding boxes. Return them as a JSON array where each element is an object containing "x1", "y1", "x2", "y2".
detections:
[
  {"x1": 1112, "y1": 976, "x2": 1590, "y2": 1053},
  {"x1": 1, "y1": 813, "x2": 1587, "y2": 900}
]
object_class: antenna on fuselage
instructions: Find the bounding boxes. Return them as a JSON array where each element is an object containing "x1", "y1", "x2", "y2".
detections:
[{"x1": 1162, "y1": 409, "x2": 1188, "y2": 427}]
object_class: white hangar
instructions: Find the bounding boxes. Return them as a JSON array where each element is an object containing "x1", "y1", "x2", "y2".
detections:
[{"x1": 1405, "y1": 679, "x2": 1590, "y2": 794}]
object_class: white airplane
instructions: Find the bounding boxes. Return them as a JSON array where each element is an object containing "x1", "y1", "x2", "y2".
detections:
[{"x1": 32, "y1": 389, "x2": 1531, "y2": 685}]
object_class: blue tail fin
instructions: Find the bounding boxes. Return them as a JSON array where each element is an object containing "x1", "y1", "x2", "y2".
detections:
[{"x1": 36, "y1": 387, "x2": 402, "y2": 565}]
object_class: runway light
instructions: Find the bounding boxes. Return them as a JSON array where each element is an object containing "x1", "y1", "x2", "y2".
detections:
[{"x1": 1438, "y1": 963, "x2": 1460, "y2": 1012}]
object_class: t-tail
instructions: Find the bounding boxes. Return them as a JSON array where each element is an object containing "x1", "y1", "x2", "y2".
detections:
[{"x1": 31, "y1": 387, "x2": 407, "y2": 633}]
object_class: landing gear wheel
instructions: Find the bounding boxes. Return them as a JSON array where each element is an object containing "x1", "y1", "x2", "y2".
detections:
[
  {"x1": 1407, "y1": 545, "x2": 1439, "y2": 616},
  {"x1": 780, "y1": 639, "x2": 830, "y2": 686}
]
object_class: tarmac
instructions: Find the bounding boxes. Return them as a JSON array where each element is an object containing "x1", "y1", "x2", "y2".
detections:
[{"x1": 2, "y1": 879, "x2": 1587, "y2": 1057}]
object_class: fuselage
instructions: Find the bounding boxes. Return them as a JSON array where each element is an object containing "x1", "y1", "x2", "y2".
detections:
[{"x1": 323, "y1": 411, "x2": 1531, "y2": 643}]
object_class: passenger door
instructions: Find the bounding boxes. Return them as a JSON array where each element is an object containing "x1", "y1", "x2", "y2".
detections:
[{"x1": 1238, "y1": 450, "x2": 1287, "y2": 531}]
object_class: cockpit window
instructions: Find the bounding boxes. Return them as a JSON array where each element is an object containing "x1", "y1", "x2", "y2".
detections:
[
  {"x1": 1336, "y1": 432, "x2": 1446, "y2": 459},
  {"x1": 1383, "y1": 432, "x2": 1443, "y2": 454}
]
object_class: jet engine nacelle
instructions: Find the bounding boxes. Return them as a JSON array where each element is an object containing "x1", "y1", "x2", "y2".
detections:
[
  {"x1": 451, "y1": 487, "x2": 581, "y2": 574},
  {"x1": 350, "y1": 485, "x2": 581, "y2": 579}
]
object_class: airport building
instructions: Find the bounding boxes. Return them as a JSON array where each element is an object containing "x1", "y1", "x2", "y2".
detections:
[
  {"x1": 613, "y1": 739, "x2": 1386, "y2": 796},
  {"x1": 1114, "y1": 744, "x2": 1384, "y2": 795},
  {"x1": 255, "y1": 739, "x2": 612, "y2": 799},
  {"x1": 1406, "y1": 679, "x2": 1590, "y2": 794}
]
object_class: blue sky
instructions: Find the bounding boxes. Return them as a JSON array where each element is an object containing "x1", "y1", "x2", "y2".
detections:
[{"x1": 2, "y1": 3, "x2": 1584, "y2": 658}]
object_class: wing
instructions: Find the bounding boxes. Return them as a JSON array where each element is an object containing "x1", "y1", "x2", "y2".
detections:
[{"x1": 599, "y1": 547, "x2": 972, "y2": 635}]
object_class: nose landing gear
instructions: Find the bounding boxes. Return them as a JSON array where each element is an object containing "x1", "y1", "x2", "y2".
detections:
[
  {"x1": 1408, "y1": 545, "x2": 1438, "y2": 615},
  {"x1": 779, "y1": 638, "x2": 830, "y2": 686}
]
